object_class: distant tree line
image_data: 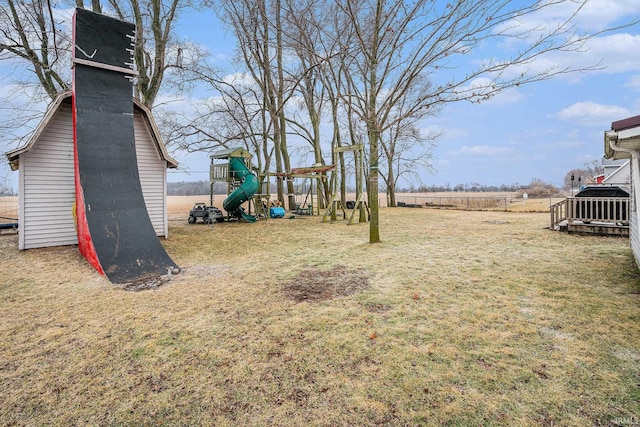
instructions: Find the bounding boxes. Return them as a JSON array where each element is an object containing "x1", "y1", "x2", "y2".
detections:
[
  {"x1": 168, "y1": 177, "x2": 561, "y2": 197},
  {"x1": 168, "y1": 181, "x2": 227, "y2": 196},
  {"x1": 400, "y1": 183, "x2": 525, "y2": 193},
  {"x1": 399, "y1": 178, "x2": 562, "y2": 197},
  {"x1": 0, "y1": 182, "x2": 16, "y2": 196}
]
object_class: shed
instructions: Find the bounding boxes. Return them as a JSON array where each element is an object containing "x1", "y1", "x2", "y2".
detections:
[{"x1": 5, "y1": 91, "x2": 178, "y2": 250}]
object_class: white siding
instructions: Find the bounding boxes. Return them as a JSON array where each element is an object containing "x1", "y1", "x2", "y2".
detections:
[
  {"x1": 630, "y1": 159, "x2": 640, "y2": 267},
  {"x1": 18, "y1": 102, "x2": 168, "y2": 249},
  {"x1": 134, "y1": 110, "x2": 167, "y2": 237},
  {"x1": 21, "y1": 102, "x2": 77, "y2": 249}
]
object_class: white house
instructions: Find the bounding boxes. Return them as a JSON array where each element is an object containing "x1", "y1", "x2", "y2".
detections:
[
  {"x1": 5, "y1": 91, "x2": 178, "y2": 250},
  {"x1": 605, "y1": 114, "x2": 640, "y2": 267}
]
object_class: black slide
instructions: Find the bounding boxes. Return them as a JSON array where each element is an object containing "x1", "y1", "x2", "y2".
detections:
[{"x1": 72, "y1": 8, "x2": 178, "y2": 283}]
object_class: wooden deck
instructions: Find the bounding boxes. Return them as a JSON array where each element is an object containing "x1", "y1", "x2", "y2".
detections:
[{"x1": 550, "y1": 197, "x2": 630, "y2": 236}]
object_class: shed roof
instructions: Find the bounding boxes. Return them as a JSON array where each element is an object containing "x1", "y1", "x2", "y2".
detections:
[{"x1": 5, "y1": 91, "x2": 178, "y2": 170}]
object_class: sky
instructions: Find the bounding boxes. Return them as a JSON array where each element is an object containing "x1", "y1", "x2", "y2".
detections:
[{"x1": 2, "y1": 0, "x2": 640, "y2": 192}]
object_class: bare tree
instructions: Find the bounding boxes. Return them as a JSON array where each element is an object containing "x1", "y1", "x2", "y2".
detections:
[
  {"x1": 0, "y1": 0, "x2": 73, "y2": 100},
  {"x1": 0, "y1": 0, "x2": 198, "y2": 192},
  {"x1": 282, "y1": 0, "x2": 333, "y2": 207},
  {"x1": 563, "y1": 159, "x2": 605, "y2": 190},
  {"x1": 0, "y1": 0, "x2": 77, "y2": 180},
  {"x1": 108, "y1": 0, "x2": 192, "y2": 108},
  {"x1": 1, "y1": 0, "x2": 194, "y2": 110},
  {"x1": 215, "y1": 0, "x2": 299, "y2": 207},
  {"x1": 582, "y1": 159, "x2": 604, "y2": 181},
  {"x1": 334, "y1": 0, "x2": 635, "y2": 243},
  {"x1": 161, "y1": 65, "x2": 276, "y2": 175},
  {"x1": 379, "y1": 119, "x2": 440, "y2": 207}
]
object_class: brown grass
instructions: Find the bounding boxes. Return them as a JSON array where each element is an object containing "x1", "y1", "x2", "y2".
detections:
[{"x1": 0, "y1": 195, "x2": 638, "y2": 426}]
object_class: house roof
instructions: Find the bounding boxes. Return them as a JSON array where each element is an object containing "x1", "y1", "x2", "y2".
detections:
[
  {"x1": 612, "y1": 115, "x2": 640, "y2": 132},
  {"x1": 604, "y1": 114, "x2": 640, "y2": 160},
  {"x1": 5, "y1": 91, "x2": 178, "y2": 170}
]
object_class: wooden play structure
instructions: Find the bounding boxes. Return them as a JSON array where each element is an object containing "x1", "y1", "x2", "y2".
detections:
[
  {"x1": 288, "y1": 165, "x2": 334, "y2": 216},
  {"x1": 323, "y1": 144, "x2": 369, "y2": 225},
  {"x1": 208, "y1": 144, "x2": 368, "y2": 224},
  {"x1": 210, "y1": 148, "x2": 270, "y2": 221}
]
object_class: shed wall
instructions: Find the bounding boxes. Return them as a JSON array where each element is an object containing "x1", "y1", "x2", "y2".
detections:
[
  {"x1": 19, "y1": 103, "x2": 168, "y2": 249},
  {"x1": 21, "y1": 103, "x2": 76, "y2": 249},
  {"x1": 134, "y1": 110, "x2": 168, "y2": 237}
]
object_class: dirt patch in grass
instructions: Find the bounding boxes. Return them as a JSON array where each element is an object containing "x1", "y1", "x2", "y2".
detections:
[
  {"x1": 115, "y1": 273, "x2": 177, "y2": 292},
  {"x1": 282, "y1": 265, "x2": 369, "y2": 302}
]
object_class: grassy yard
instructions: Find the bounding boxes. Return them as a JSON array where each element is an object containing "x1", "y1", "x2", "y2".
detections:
[{"x1": 0, "y1": 198, "x2": 638, "y2": 426}]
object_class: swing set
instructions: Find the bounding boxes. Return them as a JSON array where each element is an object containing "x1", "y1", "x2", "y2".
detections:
[{"x1": 323, "y1": 144, "x2": 369, "y2": 225}]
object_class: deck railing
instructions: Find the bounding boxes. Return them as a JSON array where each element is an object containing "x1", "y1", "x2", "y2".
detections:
[{"x1": 550, "y1": 197, "x2": 630, "y2": 229}]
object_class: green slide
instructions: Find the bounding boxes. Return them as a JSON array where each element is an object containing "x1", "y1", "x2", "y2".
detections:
[{"x1": 223, "y1": 157, "x2": 259, "y2": 223}]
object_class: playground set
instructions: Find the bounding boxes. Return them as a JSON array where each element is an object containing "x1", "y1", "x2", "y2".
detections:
[
  {"x1": 207, "y1": 147, "x2": 270, "y2": 222},
  {"x1": 200, "y1": 144, "x2": 369, "y2": 225},
  {"x1": 322, "y1": 144, "x2": 370, "y2": 225}
]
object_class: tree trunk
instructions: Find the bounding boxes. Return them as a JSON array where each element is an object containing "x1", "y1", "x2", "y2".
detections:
[
  {"x1": 366, "y1": 0, "x2": 382, "y2": 243},
  {"x1": 273, "y1": 107, "x2": 285, "y2": 204},
  {"x1": 275, "y1": 0, "x2": 295, "y2": 210},
  {"x1": 387, "y1": 158, "x2": 396, "y2": 207}
]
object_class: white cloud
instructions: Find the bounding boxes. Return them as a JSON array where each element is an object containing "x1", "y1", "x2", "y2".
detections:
[
  {"x1": 222, "y1": 72, "x2": 255, "y2": 87},
  {"x1": 574, "y1": 0, "x2": 640, "y2": 29},
  {"x1": 212, "y1": 52, "x2": 230, "y2": 62},
  {"x1": 624, "y1": 74, "x2": 640, "y2": 91},
  {"x1": 485, "y1": 0, "x2": 640, "y2": 84},
  {"x1": 554, "y1": 101, "x2": 631, "y2": 125},
  {"x1": 484, "y1": 87, "x2": 525, "y2": 105},
  {"x1": 419, "y1": 124, "x2": 451, "y2": 140},
  {"x1": 574, "y1": 33, "x2": 640, "y2": 75},
  {"x1": 495, "y1": 0, "x2": 640, "y2": 38},
  {"x1": 154, "y1": 94, "x2": 200, "y2": 115},
  {"x1": 488, "y1": 32, "x2": 640, "y2": 85},
  {"x1": 447, "y1": 145, "x2": 515, "y2": 156},
  {"x1": 425, "y1": 123, "x2": 468, "y2": 140}
]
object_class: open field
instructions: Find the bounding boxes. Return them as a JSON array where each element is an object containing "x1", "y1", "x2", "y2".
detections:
[
  {"x1": 1, "y1": 196, "x2": 639, "y2": 425},
  {"x1": 181, "y1": 192, "x2": 559, "y2": 213}
]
